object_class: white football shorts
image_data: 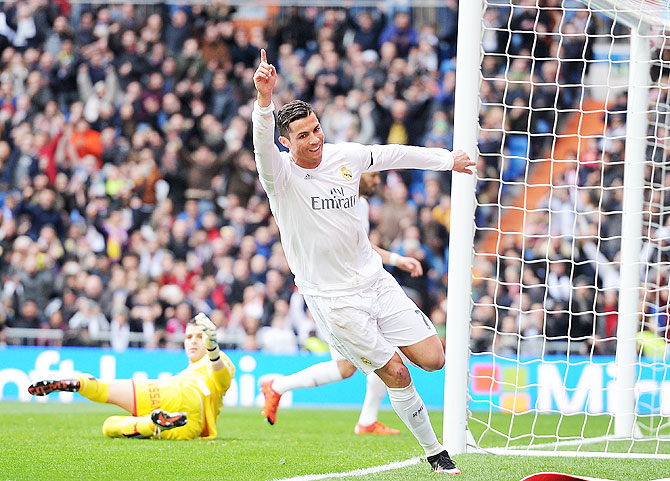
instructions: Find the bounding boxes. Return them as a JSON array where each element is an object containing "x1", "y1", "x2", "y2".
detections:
[{"x1": 305, "y1": 270, "x2": 437, "y2": 374}]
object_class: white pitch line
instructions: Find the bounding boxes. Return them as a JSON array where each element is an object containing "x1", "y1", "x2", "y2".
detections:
[{"x1": 273, "y1": 456, "x2": 423, "y2": 481}]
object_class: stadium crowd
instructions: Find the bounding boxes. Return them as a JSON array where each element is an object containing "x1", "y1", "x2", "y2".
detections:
[
  {"x1": 0, "y1": 1, "x2": 664, "y2": 357},
  {"x1": 0, "y1": 2, "x2": 460, "y2": 352},
  {"x1": 470, "y1": 1, "x2": 670, "y2": 358}
]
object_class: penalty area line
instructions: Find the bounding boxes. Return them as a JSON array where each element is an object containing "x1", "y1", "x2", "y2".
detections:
[{"x1": 273, "y1": 456, "x2": 423, "y2": 481}]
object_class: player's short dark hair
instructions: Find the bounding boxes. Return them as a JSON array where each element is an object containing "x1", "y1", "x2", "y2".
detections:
[{"x1": 276, "y1": 100, "x2": 314, "y2": 138}]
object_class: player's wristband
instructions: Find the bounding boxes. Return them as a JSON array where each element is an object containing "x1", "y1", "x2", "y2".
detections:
[
  {"x1": 208, "y1": 346, "x2": 221, "y2": 362},
  {"x1": 388, "y1": 253, "x2": 399, "y2": 267}
]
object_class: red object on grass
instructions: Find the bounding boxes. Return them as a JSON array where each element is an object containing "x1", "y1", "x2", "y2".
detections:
[{"x1": 521, "y1": 474, "x2": 613, "y2": 481}]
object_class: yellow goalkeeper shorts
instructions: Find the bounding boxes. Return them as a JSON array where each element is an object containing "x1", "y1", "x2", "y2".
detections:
[{"x1": 133, "y1": 378, "x2": 203, "y2": 440}]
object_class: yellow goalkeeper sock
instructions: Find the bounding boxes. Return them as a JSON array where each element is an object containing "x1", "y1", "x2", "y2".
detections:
[
  {"x1": 102, "y1": 416, "x2": 156, "y2": 438},
  {"x1": 76, "y1": 376, "x2": 109, "y2": 404}
]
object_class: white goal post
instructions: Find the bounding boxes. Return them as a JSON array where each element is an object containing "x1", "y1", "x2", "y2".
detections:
[{"x1": 445, "y1": 0, "x2": 670, "y2": 458}]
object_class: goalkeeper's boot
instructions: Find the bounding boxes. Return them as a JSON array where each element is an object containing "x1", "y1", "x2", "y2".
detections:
[
  {"x1": 28, "y1": 378, "x2": 80, "y2": 396},
  {"x1": 150, "y1": 409, "x2": 188, "y2": 430},
  {"x1": 354, "y1": 421, "x2": 401, "y2": 435},
  {"x1": 260, "y1": 379, "x2": 281, "y2": 425},
  {"x1": 427, "y1": 450, "x2": 461, "y2": 475}
]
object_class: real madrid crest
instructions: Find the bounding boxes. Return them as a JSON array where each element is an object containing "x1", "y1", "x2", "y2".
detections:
[{"x1": 340, "y1": 166, "x2": 352, "y2": 180}]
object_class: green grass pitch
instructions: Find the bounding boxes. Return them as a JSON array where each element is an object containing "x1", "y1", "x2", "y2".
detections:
[{"x1": 3, "y1": 402, "x2": 669, "y2": 480}]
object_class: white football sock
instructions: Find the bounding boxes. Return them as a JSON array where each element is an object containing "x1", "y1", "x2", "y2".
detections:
[
  {"x1": 387, "y1": 381, "x2": 443, "y2": 457},
  {"x1": 272, "y1": 360, "x2": 343, "y2": 395},
  {"x1": 357, "y1": 373, "x2": 387, "y2": 426}
]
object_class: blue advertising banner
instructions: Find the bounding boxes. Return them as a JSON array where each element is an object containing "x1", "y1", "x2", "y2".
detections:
[
  {"x1": 469, "y1": 353, "x2": 670, "y2": 415},
  {"x1": 1, "y1": 347, "x2": 669, "y2": 414},
  {"x1": 0, "y1": 346, "x2": 443, "y2": 409}
]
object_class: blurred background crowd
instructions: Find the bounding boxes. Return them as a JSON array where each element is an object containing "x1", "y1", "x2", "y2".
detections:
[
  {"x1": 0, "y1": 1, "x2": 461, "y2": 352},
  {"x1": 0, "y1": 1, "x2": 665, "y2": 358}
]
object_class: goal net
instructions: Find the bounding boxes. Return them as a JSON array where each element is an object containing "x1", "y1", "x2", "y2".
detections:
[{"x1": 445, "y1": 0, "x2": 670, "y2": 458}]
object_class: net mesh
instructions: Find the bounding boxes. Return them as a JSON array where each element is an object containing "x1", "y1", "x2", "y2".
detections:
[{"x1": 468, "y1": 0, "x2": 670, "y2": 456}]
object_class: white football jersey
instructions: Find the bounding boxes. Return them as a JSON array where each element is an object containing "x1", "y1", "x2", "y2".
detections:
[
  {"x1": 252, "y1": 101, "x2": 454, "y2": 296},
  {"x1": 359, "y1": 196, "x2": 370, "y2": 235}
]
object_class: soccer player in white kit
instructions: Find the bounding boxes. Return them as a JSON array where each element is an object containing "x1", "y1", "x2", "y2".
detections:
[
  {"x1": 261, "y1": 171, "x2": 423, "y2": 435},
  {"x1": 252, "y1": 49, "x2": 474, "y2": 474}
]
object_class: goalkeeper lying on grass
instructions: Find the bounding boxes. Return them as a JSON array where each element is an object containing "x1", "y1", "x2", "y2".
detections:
[{"x1": 28, "y1": 313, "x2": 235, "y2": 440}]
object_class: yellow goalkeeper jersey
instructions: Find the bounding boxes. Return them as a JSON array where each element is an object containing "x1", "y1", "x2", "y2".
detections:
[{"x1": 171, "y1": 352, "x2": 235, "y2": 440}]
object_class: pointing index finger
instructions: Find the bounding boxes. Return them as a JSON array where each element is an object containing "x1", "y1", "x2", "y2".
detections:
[{"x1": 260, "y1": 48, "x2": 267, "y2": 64}]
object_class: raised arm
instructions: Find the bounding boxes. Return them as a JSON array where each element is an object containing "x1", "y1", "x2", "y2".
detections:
[
  {"x1": 252, "y1": 49, "x2": 288, "y2": 196},
  {"x1": 194, "y1": 313, "x2": 226, "y2": 372},
  {"x1": 366, "y1": 144, "x2": 475, "y2": 175},
  {"x1": 253, "y1": 49, "x2": 277, "y2": 107},
  {"x1": 194, "y1": 313, "x2": 235, "y2": 393}
]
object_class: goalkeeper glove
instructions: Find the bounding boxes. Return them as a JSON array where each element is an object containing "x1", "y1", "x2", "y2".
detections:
[{"x1": 194, "y1": 313, "x2": 220, "y2": 362}]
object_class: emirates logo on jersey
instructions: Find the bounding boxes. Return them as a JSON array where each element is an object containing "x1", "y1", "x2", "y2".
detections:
[
  {"x1": 340, "y1": 166, "x2": 352, "y2": 181},
  {"x1": 311, "y1": 186, "x2": 357, "y2": 211}
]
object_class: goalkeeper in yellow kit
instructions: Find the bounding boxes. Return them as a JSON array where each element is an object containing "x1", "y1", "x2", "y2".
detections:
[{"x1": 28, "y1": 313, "x2": 234, "y2": 440}]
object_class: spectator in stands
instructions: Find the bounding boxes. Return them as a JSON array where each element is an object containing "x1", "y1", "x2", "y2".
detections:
[
  {"x1": 257, "y1": 299, "x2": 299, "y2": 354},
  {"x1": 350, "y1": 11, "x2": 384, "y2": 52},
  {"x1": 569, "y1": 276, "x2": 598, "y2": 339},
  {"x1": 378, "y1": 12, "x2": 417, "y2": 58},
  {"x1": 471, "y1": 296, "x2": 495, "y2": 353},
  {"x1": 69, "y1": 298, "x2": 109, "y2": 344},
  {"x1": 379, "y1": 181, "x2": 416, "y2": 245},
  {"x1": 204, "y1": 69, "x2": 237, "y2": 126},
  {"x1": 40, "y1": 299, "x2": 66, "y2": 347},
  {"x1": 16, "y1": 251, "x2": 56, "y2": 311},
  {"x1": 230, "y1": 28, "x2": 257, "y2": 70},
  {"x1": 164, "y1": 9, "x2": 190, "y2": 56},
  {"x1": 271, "y1": 7, "x2": 316, "y2": 54},
  {"x1": 11, "y1": 299, "x2": 43, "y2": 331},
  {"x1": 519, "y1": 304, "x2": 545, "y2": 357},
  {"x1": 547, "y1": 261, "x2": 572, "y2": 304}
]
